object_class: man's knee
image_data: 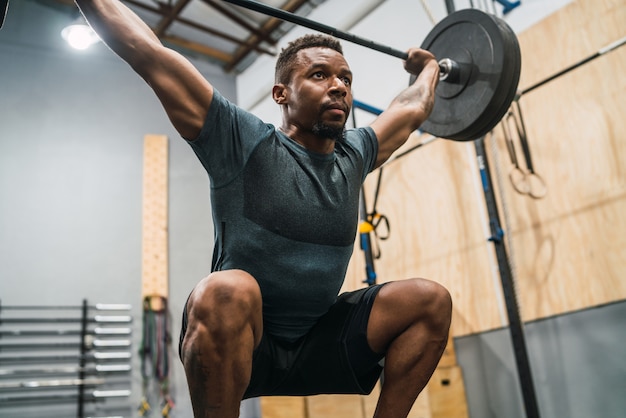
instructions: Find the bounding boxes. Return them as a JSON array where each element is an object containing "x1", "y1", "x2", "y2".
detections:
[
  {"x1": 186, "y1": 270, "x2": 263, "y2": 342},
  {"x1": 385, "y1": 278, "x2": 452, "y2": 331},
  {"x1": 416, "y1": 278, "x2": 451, "y2": 308},
  {"x1": 411, "y1": 278, "x2": 452, "y2": 333}
]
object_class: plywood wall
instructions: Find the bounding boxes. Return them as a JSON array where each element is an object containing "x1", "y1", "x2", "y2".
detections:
[
  {"x1": 343, "y1": 0, "x2": 626, "y2": 336},
  {"x1": 492, "y1": 0, "x2": 626, "y2": 322},
  {"x1": 343, "y1": 137, "x2": 509, "y2": 335}
]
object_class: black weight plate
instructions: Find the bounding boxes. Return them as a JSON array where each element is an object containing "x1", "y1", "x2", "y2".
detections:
[
  {"x1": 463, "y1": 16, "x2": 520, "y2": 139},
  {"x1": 418, "y1": 9, "x2": 521, "y2": 141},
  {"x1": 467, "y1": 17, "x2": 521, "y2": 139}
]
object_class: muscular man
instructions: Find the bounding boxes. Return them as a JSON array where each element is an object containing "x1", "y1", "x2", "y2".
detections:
[{"x1": 74, "y1": 1, "x2": 453, "y2": 417}]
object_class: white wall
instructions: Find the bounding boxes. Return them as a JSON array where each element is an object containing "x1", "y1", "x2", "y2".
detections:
[{"x1": 0, "y1": 1, "x2": 235, "y2": 416}]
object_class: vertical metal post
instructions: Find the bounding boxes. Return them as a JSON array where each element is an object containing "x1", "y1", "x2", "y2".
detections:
[
  {"x1": 474, "y1": 137, "x2": 541, "y2": 418},
  {"x1": 359, "y1": 189, "x2": 377, "y2": 286},
  {"x1": 353, "y1": 102, "x2": 378, "y2": 287},
  {"x1": 77, "y1": 299, "x2": 88, "y2": 418}
]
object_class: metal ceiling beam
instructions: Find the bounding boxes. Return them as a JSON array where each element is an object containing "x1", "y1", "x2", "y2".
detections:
[
  {"x1": 200, "y1": 0, "x2": 277, "y2": 46},
  {"x1": 153, "y1": 0, "x2": 193, "y2": 36},
  {"x1": 225, "y1": 0, "x2": 310, "y2": 72},
  {"x1": 162, "y1": 33, "x2": 232, "y2": 62},
  {"x1": 122, "y1": 0, "x2": 276, "y2": 60}
]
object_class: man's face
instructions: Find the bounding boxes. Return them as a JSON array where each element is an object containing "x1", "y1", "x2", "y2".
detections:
[{"x1": 281, "y1": 47, "x2": 353, "y2": 140}]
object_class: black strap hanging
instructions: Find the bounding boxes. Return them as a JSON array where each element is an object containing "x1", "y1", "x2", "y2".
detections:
[{"x1": 139, "y1": 296, "x2": 174, "y2": 417}]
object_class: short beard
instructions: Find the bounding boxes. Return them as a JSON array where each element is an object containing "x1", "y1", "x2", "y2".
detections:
[{"x1": 312, "y1": 122, "x2": 345, "y2": 142}]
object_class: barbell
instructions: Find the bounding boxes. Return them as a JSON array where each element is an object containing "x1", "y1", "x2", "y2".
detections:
[{"x1": 223, "y1": 0, "x2": 522, "y2": 142}]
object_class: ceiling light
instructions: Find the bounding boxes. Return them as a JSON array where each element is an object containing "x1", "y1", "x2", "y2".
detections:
[{"x1": 61, "y1": 17, "x2": 100, "y2": 50}]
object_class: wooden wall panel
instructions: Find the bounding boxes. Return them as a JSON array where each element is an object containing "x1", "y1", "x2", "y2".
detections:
[
  {"x1": 260, "y1": 396, "x2": 306, "y2": 418},
  {"x1": 345, "y1": 135, "x2": 507, "y2": 335},
  {"x1": 363, "y1": 381, "x2": 432, "y2": 418},
  {"x1": 487, "y1": 0, "x2": 626, "y2": 321},
  {"x1": 303, "y1": 385, "x2": 432, "y2": 418},
  {"x1": 428, "y1": 366, "x2": 469, "y2": 418},
  {"x1": 307, "y1": 394, "x2": 364, "y2": 418}
]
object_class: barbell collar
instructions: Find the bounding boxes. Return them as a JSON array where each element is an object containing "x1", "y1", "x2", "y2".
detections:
[{"x1": 438, "y1": 58, "x2": 460, "y2": 82}]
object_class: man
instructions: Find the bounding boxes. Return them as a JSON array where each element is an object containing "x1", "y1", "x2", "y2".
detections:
[{"x1": 75, "y1": 1, "x2": 453, "y2": 417}]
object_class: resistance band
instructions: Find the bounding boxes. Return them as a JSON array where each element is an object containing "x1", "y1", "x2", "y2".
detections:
[{"x1": 139, "y1": 296, "x2": 174, "y2": 417}]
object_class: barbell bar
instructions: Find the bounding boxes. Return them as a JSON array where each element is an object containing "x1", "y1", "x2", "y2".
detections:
[
  {"x1": 226, "y1": 0, "x2": 411, "y2": 60},
  {"x1": 0, "y1": 364, "x2": 132, "y2": 378},
  {"x1": 0, "y1": 377, "x2": 106, "y2": 390},
  {"x1": 0, "y1": 327, "x2": 131, "y2": 337},
  {"x1": 0, "y1": 351, "x2": 132, "y2": 363},
  {"x1": 0, "y1": 339, "x2": 131, "y2": 351},
  {"x1": 0, "y1": 388, "x2": 131, "y2": 404},
  {"x1": 223, "y1": 0, "x2": 463, "y2": 80},
  {"x1": 0, "y1": 303, "x2": 132, "y2": 311},
  {"x1": 0, "y1": 315, "x2": 132, "y2": 323},
  {"x1": 223, "y1": 0, "x2": 522, "y2": 142}
]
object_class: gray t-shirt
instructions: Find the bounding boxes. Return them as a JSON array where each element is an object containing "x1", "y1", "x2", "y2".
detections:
[{"x1": 188, "y1": 90, "x2": 378, "y2": 341}]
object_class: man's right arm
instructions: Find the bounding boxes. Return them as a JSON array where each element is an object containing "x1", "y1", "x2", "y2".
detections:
[
  {"x1": 75, "y1": 0, "x2": 213, "y2": 140},
  {"x1": 370, "y1": 48, "x2": 439, "y2": 169}
]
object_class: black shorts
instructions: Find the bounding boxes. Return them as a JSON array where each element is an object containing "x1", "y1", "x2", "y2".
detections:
[{"x1": 179, "y1": 284, "x2": 386, "y2": 399}]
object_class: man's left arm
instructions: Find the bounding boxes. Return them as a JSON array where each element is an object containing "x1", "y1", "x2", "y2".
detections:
[{"x1": 370, "y1": 48, "x2": 440, "y2": 169}]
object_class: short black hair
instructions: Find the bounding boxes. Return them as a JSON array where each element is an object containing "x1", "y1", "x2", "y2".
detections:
[{"x1": 275, "y1": 34, "x2": 343, "y2": 84}]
